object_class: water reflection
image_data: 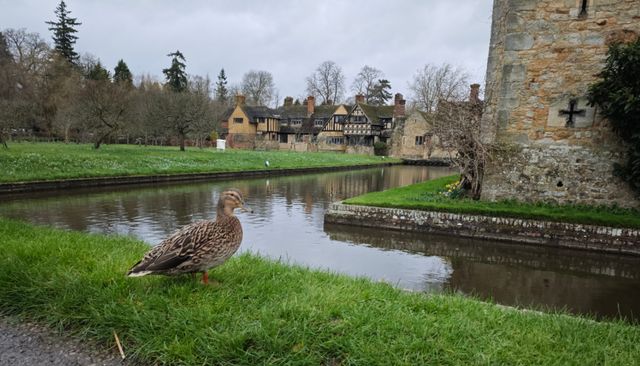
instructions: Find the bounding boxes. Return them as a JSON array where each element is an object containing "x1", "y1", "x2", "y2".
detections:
[
  {"x1": 324, "y1": 223, "x2": 640, "y2": 321},
  {"x1": 1, "y1": 165, "x2": 639, "y2": 321}
]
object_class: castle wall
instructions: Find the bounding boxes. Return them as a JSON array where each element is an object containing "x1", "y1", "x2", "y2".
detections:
[{"x1": 481, "y1": 0, "x2": 640, "y2": 207}]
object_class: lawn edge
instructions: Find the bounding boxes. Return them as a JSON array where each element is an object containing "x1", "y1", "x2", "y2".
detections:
[{"x1": 0, "y1": 162, "x2": 400, "y2": 194}]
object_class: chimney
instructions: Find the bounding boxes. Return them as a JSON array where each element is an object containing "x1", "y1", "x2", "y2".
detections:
[
  {"x1": 307, "y1": 95, "x2": 315, "y2": 116},
  {"x1": 394, "y1": 93, "x2": 406, "y2": 117},
  {"x1": 355, "y1": 94, "x2": 365, "y2": 103},
  {"x1": 235, "y1": 94, "x2": 246, "y2": 106},
  {"x1": 469, "y1": 84, "x2": 480, "y2": 103},
  {"x1": 284, "y1": 96, "x2": 293, "y2": 107}
]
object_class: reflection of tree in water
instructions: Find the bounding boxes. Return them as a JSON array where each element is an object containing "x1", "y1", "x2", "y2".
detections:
[
  {"x1": 0, "y1": 165, "x2": 451, "y2": 239},
  {"x1": 324, "y1": 223, "x2": 640, "y2": 321}
]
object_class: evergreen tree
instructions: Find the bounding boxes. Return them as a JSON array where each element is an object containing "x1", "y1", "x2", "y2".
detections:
[
  {"x1": 162, "y1": 50, "x2": 187, "y2": 93},
  {"x1": 46, "y1": 0, "x2": 81, "y2": 64},
  {"x1": 215, "y1": 68, "x2": 228, "y2": 103},
  {"x1": 113, "y1": 59, "x2": 133, "y2": 87},
  {"x1": 367, "y1": 79, "x2": 392, "y2": 105},
  {"x1": 588, "y1": 38, "x2": 640, "y2": 195},
  {"x1": 87, "y1": 61, "x2": 110, "y2": 81}
]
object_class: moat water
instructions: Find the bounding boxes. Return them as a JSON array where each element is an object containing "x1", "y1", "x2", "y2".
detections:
[{"x1": 1, "y1": 165, "x2": 639, "y2": 321}]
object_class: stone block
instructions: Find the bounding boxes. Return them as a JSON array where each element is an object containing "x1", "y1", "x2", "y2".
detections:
[
  {"x1": 507, "y1": 0, "x2": 537, "y2": 11},
  {"x1": 505, "y1": 32, "x2": 535, "y2": 50}
]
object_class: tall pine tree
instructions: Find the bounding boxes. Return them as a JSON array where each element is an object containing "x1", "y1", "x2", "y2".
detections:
[
  {"x1": 162, "y1": 50, "x2": 187, "y2": 93},
  {"x1": 46, "y1": 0, "x2": 81, "y2": 65},
  {"x1": 367, "y1": 79, "x2": 392, "y2": 105},
  {"x1": 215, "y1": 68, "x2": 228, "y2": 103},
  {"x1": 113, "y1": 59, "x2": 133, "y2": 87}
]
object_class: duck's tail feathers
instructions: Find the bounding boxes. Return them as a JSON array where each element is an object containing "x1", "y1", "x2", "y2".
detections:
[{"x1": 127, "y1": 270, "x2": 153, "y2": 277}]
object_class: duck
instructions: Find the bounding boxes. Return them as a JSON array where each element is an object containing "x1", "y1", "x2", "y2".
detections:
[{"x1": 127, "y1": 189, "x2": 251, "y2": 285}]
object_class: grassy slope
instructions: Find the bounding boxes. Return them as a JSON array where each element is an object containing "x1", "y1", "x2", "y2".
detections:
[
  {"x1": 1, "y1": 218, "x2": 639, "y2": 365},
  {"x1": 0, "y1": 143, "x2": 395, "y2": 183},
  {"x1": 344, "y1": 175, "x2": 640, "y2": 229}
]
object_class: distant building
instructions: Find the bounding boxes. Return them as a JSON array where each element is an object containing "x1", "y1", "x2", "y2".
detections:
[
  {"x1": 343, "y1": 93, "x2": 406, "y2": 154},
  {"x1": 223, "y1": 95, "x2": 280, "y2": 149},
  {"x1": 390, "y1": 84, "x2": 482, "y2": 161}
]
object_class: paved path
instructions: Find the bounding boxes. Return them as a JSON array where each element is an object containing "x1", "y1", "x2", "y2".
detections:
[{"x1": 0, "y1": 318, "x2": 125, "y2": 366}]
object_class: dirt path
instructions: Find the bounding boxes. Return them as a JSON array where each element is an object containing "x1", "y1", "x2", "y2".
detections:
[{"x1": 0, "y1": 318, "x2": 125, "y2": 366}]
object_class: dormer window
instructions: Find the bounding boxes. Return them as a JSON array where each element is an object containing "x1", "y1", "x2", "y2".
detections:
[
  {"x1": 314, "y1": 119, "x2": 324, "y2": 127},
  {"x1": 291, "y1": 119, "x2": 302, "y2": 125}
]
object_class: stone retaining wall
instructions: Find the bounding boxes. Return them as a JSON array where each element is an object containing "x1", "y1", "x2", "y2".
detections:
[{"x1": 325, "y1": 202, "x2": 640, "y2": 255}]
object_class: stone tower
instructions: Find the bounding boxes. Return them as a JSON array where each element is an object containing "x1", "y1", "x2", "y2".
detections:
[{"x1": 481, "y1": 0, "x2": 640, "y2": 207}]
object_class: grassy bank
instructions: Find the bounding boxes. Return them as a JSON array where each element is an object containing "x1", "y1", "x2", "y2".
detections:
[
  {"x1": 1, "y1": 219, "x2": 639, "y2": 365},
  {"x1": 344, "y1": 175, "x2": 640, "y2": 229},
  {"x1": 0, "y1": 143, "x2": 396, "y2": 183}
]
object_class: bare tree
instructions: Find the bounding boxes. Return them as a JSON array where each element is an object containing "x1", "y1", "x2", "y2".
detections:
[
  {"x1": 51, "y1": 70, "x2": 83, "y2": 143},
  {"x1": 409, "y1": 63, "x2": 469, "y2": 112},
  {"x1": 432, "y1": 99, "x2": 486, "y2": 199},
  {"x1": 188, "y1": 75, "x2": 217, "y2": 148},
  {"x1": 306, "y1": 60, "x2": 345, "y2": 104},
  {"x1": 241, "y1": 70, "x2": 275, "y2": 106},
  {"x1": 77, "y1": 79, "x2": 132, "y2": 149},
  {"x1": 0, "y1": 28, "x2": 51, "y2": 142},
  {"x1": 129, "y1": 77, "x2": 167, "y2": 145},
  {"x1": 3, "y1": 28, "x2": 50, "y2": 76},
  {"x1": 351, "y1": 65, "x2": 383, "y2": 103}
]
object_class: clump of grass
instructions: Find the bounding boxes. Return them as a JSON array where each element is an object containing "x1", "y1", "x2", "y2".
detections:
[
  {"x1": 1, "y1": 218, "x2": 640, "y2": 365},
  {"x1": 0, "y1": 143, "x2": 396, "y2": 183},
  {"x1": 344, "y1": 175, "x2": 640, "y2": 228}
]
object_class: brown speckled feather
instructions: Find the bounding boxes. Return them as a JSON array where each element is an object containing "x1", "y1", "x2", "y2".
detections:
[{"x1": 127, "y1": 189, "x2": 247, "y2": 277}]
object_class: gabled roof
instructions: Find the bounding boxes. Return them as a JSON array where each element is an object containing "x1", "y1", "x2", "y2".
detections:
[
  {"x1": 314, "y1": 105, "x2": 340, "y2": 119},
  {"x1": 220, "y1": 107, "x2": 235, "y2": 121},
  {"x1": 276, "y1": 105, "x2": 308, "y2": 120},
  {"x1": 352, "y1": 103, "x2": 396, "y2": 126},
  {"x1": 240, "y1": 105, "x2": 278, "y2": 123}
]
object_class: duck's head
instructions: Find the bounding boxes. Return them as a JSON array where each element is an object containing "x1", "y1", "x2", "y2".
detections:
[{"x1": 217, "y1": 189, "x2": 252, "y2": 216}]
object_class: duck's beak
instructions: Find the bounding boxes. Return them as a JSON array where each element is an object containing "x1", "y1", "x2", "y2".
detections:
[{"x1": 239, "y1": 205, "x2": 253, "y2": 214}]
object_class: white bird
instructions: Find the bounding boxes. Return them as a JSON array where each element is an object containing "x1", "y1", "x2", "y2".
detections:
[{"x1": 265, "y1": 160, "x2": 270, "y2": 167}]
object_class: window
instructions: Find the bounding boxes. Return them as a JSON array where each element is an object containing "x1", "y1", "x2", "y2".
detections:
[
  {"x1": 279, "y1": 134, "x2": 288, "y2": 143},
  {"x1": 415, "y1": 136, "x2": 424, "y2": 145},
  {"x1": 329, "y1": 137, "x2": 344, "y2": 145},
  {"x1": 334, "y1": 115, "x2": 346, "y2": 123},
  {"x1": 291, "y1": 119, "x2": 302, "y2": 125},
  {"x1": 233, "y1": 117, "x2": 243, "y2": 124},
  {"x1": 314, "y1": 119, "x2": 324, "y2": 127}
]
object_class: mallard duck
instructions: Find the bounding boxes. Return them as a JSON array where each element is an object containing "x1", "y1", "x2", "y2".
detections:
[{"x1": 127, "y1": 189, "x2": 251, "y2": 285}]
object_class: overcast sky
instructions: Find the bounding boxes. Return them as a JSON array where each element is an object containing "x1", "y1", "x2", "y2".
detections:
[{"x1": 1, "y1": 0, "x2": 493, "y2": 104}]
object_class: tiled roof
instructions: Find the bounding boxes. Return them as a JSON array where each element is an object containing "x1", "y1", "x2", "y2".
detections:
[{"x1": 240, "y1": 105, "x2": 279, "y2": 122}]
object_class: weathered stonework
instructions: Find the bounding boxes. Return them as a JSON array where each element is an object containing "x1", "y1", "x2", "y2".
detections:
[
  {"x1": 481, "y1": 0, "x2": 640, "y2": 207},
  {"x1": 325, "y1": 203, "x2": 640, "y2": 255},
  {"x1": 388, "y1": 111, "x2": 451, "y2": 160}
]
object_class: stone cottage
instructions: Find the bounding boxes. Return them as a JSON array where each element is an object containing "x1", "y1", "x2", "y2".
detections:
[
  {"x1": 390, "y1": 84, "x2": 482, "y2": 161},
  {"x1": 481, "y1": 0, "x2": 640, "y2": 207}
]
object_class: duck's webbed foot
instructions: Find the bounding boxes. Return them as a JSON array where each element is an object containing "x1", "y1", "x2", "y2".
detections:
[{"x1": 201, "y1": 271, "x2": 220, "y2": 286}]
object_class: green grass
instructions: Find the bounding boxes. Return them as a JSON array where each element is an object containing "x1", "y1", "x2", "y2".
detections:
[
  {"x1": 344, "y1": 175, "x2": 640, "y2": 229},
  {"x1": 0, "y1": 143, "x2": 396, "y2": 183},
  {"x1": 1, "y1": 218, "x2": 640, "y2": 365}
]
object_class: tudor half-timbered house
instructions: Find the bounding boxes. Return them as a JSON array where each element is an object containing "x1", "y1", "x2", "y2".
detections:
[{"x1": 343, "y1": 93, "x2": 406, "y2": 148}]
